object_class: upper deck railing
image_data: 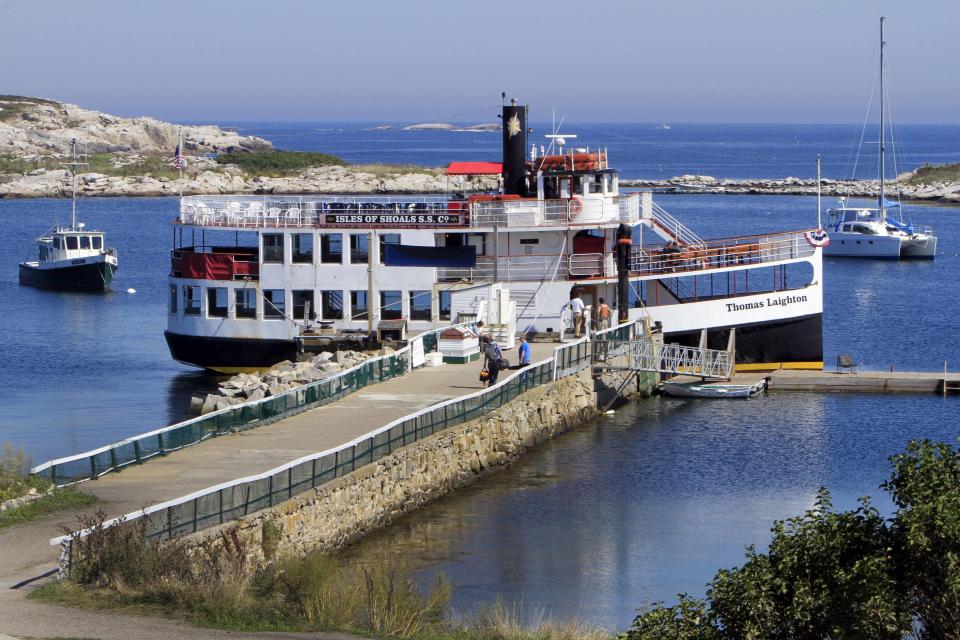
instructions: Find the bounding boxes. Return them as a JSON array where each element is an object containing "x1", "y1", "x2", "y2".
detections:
[
  {"x1": 177, "y1": 193, "x2": 641, "y2": 230},
  {"x1": 630, "y1": 230, "x2": 818, "y2": 276}
]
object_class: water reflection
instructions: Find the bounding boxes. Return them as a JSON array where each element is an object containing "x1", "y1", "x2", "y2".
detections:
[{"x1": 344, "y1": 392, "x2": 955, "y2": 631}]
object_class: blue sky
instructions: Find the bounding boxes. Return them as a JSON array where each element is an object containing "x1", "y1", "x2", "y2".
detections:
[{"x1": 2, "y1": 0, "x2": 958, "y2": 124}]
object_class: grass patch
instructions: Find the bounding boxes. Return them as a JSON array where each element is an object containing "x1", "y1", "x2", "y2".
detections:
[
  {"x1": 0, "y1": 443, "x2": 96, "y2": 529},
  {"x1": 38, "y1": 512, "x2": 605, "y2": 639},
  {"x1": 352, "y1": 163, "x2": 442, "y2": 178},
  {"x1": 1, "y1": 442, "x2": 47, "y2": 502},
  {"x1": 907, "y1": 162, "x2": 960, "y2": 185},
  {"x1": 0, "y1": 153, "x2": 182, "y2": 180},
  {"x1": 215, "y1": 150, "x2": 347, "y2": 176},
  {"x1": 0, "y1": 487, "x2": 96, "y2": 530}
]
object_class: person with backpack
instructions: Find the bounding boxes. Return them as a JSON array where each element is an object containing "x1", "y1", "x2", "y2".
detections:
[
  {"x1": 596, "y1": 297, "x2": 612, "y2": 330},
  {"x1": 481, "y1": 335, "x2": 502, "y2": 386}
]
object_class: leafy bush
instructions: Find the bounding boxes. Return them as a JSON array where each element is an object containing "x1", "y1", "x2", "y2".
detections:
[
  {"x1": 624, "y1": 440, "x2": 960, "y2": 640},
  {"x1": 215, "y1": 150, "x2": 347, "y2": 176}
]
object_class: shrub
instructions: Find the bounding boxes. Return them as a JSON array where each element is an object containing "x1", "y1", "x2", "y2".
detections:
[
  {"x1": 215, "y1": 150, "x2": 347, "y2": 176},
  {"x1": 885, "y1": 440, "x2": 960, "y2": 639},
  {"x1": 0, "y1": 442, "x2": 47, "y2": 502}
]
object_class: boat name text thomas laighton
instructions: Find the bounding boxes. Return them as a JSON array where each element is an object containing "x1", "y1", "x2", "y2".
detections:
[
  {"x1": 725, "y1": 295, "x2": 808, "y2": 312},
  {"x1": 324, "y1": 214, "x2": 463, "y2": 226}
]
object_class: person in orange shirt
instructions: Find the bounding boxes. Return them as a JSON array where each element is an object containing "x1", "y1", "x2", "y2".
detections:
[{"x1": 596, "y1": 297, "x2": 612, "y2": 330}]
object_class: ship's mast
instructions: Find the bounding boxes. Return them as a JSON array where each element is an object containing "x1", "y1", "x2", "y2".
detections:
[
  {"x1": 60, "y1": 138, "x2": 87, "y2": 230},
  {"x1": 878, "y1": 16, "x2": 886, "y2": 217}
]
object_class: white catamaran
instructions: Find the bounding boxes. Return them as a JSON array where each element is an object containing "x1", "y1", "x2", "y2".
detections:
[
  {"x1": 825, "y1": 17, "x2": 938, "y2": 260},
  {"x1": 166, "y1": 99, "x2": 825, "y2": 373}
]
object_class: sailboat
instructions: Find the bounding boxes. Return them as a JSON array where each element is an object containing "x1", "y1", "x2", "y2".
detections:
[
  {"x1": 18, "y1": 139, "x2": 119, "y2": 291},
  {"x1": 825, "y1": 17, "x2": 937, "y2": 260}
]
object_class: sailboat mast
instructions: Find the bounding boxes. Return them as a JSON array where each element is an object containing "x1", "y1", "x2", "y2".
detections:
[
  {"x1": 879, "y1": 16, "x2": 886, "y2": 215},
  {"x1": 71, "y1": 138, "x2": 78, "y2": 230}
]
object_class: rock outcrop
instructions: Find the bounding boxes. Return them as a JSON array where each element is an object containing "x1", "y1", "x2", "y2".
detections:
[
  {"x1": 0, "y1": 95, "x2": 272, "y2": 157},
  {"x1": 190, "y1": 350, "x2": 374, "y2": 416},
  {"x1": 0, "y1": 163, "x2": 499, "y2": 198}
]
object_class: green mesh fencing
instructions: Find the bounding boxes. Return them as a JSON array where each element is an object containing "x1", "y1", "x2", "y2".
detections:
[
  {"x1": 34, "y1": 324, "x2": 472, "y2": 486},
  {"x1": 127, "y1": 359, "x2": 555, "y2": 541}
]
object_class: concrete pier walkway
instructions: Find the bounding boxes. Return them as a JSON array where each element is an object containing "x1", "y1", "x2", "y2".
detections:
[
  {"x1": 0, "y1": 343, "x2": 556, "y2": 589},
  {"x1": 736, "y1": 368, "x2": 960, "y2": 394}
]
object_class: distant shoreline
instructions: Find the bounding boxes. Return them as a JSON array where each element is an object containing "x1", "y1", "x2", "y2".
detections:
[{"x1": 2, "y1": 172, "x2": 958, "y2": 206}]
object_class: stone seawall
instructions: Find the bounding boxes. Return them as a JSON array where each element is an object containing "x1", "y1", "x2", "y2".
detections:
[{"x1": 180, "y1": 368, "x2": 651, "y2": 567}]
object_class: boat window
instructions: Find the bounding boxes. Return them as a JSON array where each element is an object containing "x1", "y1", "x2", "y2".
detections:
[
  {"x1": 207, "y1": 287, "x2": 228, "y2": 318},
  {"x1": 235, "y1": 288, "x2": 257, "y2": 319},
  {"x1": 263, "y1": 289, "x2": 285, "y2": 319},
  {"x1": 80, "y1": 236, "x2": 91, "y2": 250},
  {"x1": 439, "y1": 291, "x2": 451, "y2": 321},
  {"x1": 379, "y1": 233, "x2": 401, "y2": 264},
  {"x1": 350, "y1": 290, "x2": 368, "y2": 320},
  {"x1": 92, "y1": 236, "x2": 102, "y2": 250},
  {"x1": 588, "y1": 174, "x2": 603, "y2": 194},
  {"x1": 321, "y1": 290, "x2": 344, "y2": 320},
  {"x1": 292, "y1": 233, "x2": 313, "y2": 264},
  {"x1": 262, "y1": 234, "x2": 284, "y2": 263},
  {"x1": 409, "y1": 290, "x2": 431, "y2": 321},
  {"x1": 380, "y1": 290, "x2": 402, "y2": 320},
  {"x1": 53, "y1": 237, "x2": 62, "y2": 249},
  {"x1": 169, "y1": 285, "x2": 177, "y2": 314},
  {"x1": 292, "y1": 290, "x2": 315, "y2": 321},
  {"x1": 66, "y1": 236, "x2": 78, "y2": 250},
  {"x1": 320, "y1": 233, "x2": 343, "y2": 264},
  {"x1": 350, "y1": 234, "x2": 369, "y2": 263},
  {"x1": 183, "y1": 286, "x2": 201, "y2": 316},
  {"x1": 39, "y1": 246, "x2": 48, "y2": 261}
]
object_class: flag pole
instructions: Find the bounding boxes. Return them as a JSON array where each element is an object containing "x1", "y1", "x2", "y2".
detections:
[
  {"x1": 178, "y1": 128, "x2": 184, "y2": 199},
  {"x1": 816, "y1": 154, "x2": 822, "y2": 229}
]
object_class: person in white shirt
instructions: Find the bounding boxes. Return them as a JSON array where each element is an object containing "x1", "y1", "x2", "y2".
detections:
[{"x1": 562, "y1": 292, "x2": 586, "y2": 338}]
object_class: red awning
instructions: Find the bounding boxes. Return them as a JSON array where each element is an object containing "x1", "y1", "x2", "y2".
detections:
[{"x1": 445, "y1": 161, "x2": 502, "y2": 175}]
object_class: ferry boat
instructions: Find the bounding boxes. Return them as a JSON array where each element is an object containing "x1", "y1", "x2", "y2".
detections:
[
  {"x1": 18, "y1": 140, "x2": 118, "y2": 291},
  {"x1": 165, "y1": 100, "x2": 824, "y2": 373}
]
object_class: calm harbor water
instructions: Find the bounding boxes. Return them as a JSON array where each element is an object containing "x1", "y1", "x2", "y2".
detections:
[{"x1": 0, "y1": 123, "x2": 957, "y2": 628}]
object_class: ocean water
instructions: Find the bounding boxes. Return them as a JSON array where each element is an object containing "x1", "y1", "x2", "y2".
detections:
[
  {"x1": 1, "y1": 123, "x2": 958, "y2": 628},
  {"x1": 221, "y1": 121, "x2": 960, "y2": 181}
]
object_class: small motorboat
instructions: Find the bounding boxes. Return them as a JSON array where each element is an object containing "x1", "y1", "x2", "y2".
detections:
[{"x1": 661, "y1": 379, "x2": 766, "y2": 399}]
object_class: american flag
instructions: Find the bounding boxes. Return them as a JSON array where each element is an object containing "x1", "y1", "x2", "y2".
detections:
[{"x1": 172, "y1": 143, "x2": 186, "y2": 169}]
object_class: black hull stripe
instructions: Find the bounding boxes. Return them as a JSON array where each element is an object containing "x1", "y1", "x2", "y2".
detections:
[
  {"x1": 665, "y1": 313, "x2": 823, "y2": 366},
  {"x1": 165, "y1": 331, "x2": 299, "y2": 371},
  {"x1": 18, "y1": 262, "x2": 116, "y2": 292}
]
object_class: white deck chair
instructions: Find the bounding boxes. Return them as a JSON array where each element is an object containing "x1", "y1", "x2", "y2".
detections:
[
  {"x1": 284, "y1": 207, "x2": 302, "y2": 227},
  {"x1": 265, "y1": 207, "x2": 282, "y2": 227}
]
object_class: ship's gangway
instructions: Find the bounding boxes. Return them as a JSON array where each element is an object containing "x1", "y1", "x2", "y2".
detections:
[{"x1": 593, "y1": 338, "x2": 733, "y2": 380}]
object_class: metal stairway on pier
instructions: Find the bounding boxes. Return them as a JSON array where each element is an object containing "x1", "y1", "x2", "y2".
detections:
[{"x1": 593, "y1": 328, "x2": 735, "y2": 380}]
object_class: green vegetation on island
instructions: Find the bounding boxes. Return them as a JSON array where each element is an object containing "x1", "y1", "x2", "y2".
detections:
[
  {"x1": 0, "y1": 444, "x2": 96, "y2": 529},
  {"x1": 215, "y1": 150, "x2": 348, "y2": 176},
  {"x1": 906, "y1": 162, "x2": 960, "y2": 186}
]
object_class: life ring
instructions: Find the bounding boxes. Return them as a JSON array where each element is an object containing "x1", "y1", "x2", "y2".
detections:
[{"x1": 569, "y1": 197, "x2": 583, "y2": 219}]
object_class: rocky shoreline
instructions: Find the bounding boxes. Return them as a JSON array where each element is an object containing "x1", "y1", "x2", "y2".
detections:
[
  {"x1": 0, "y1": 162, "x2": 497, "y2": 198},
  {"x1": 4, "y1": 169, "x2": 957, "y2": 205},
  {"x1": 189, "y1": 350, "x2": 376, "y2": 416},
  {"x1": 619, "y1": 175, "x2": 960, "y2": 205}
]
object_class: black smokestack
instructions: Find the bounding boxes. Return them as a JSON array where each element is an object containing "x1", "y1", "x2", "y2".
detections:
[{"x1": 501, "y1": 99, "x2": 528, "y2": 196}]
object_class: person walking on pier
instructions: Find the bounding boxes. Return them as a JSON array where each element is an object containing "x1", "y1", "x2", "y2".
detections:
[
  {"x1": 481, "y1": 335, "x2": 502, "y2": 386},
  {"x1": 562, "y1": 291, "x2": 585, "y2": 338},
  {"x1": 596, "y1": 297, "x2": 612, "y2": 331}
]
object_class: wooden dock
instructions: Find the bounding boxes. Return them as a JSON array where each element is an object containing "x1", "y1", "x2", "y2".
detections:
[{"x1": 733, "y1": 369, "x2": 960, "y2": 395}]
